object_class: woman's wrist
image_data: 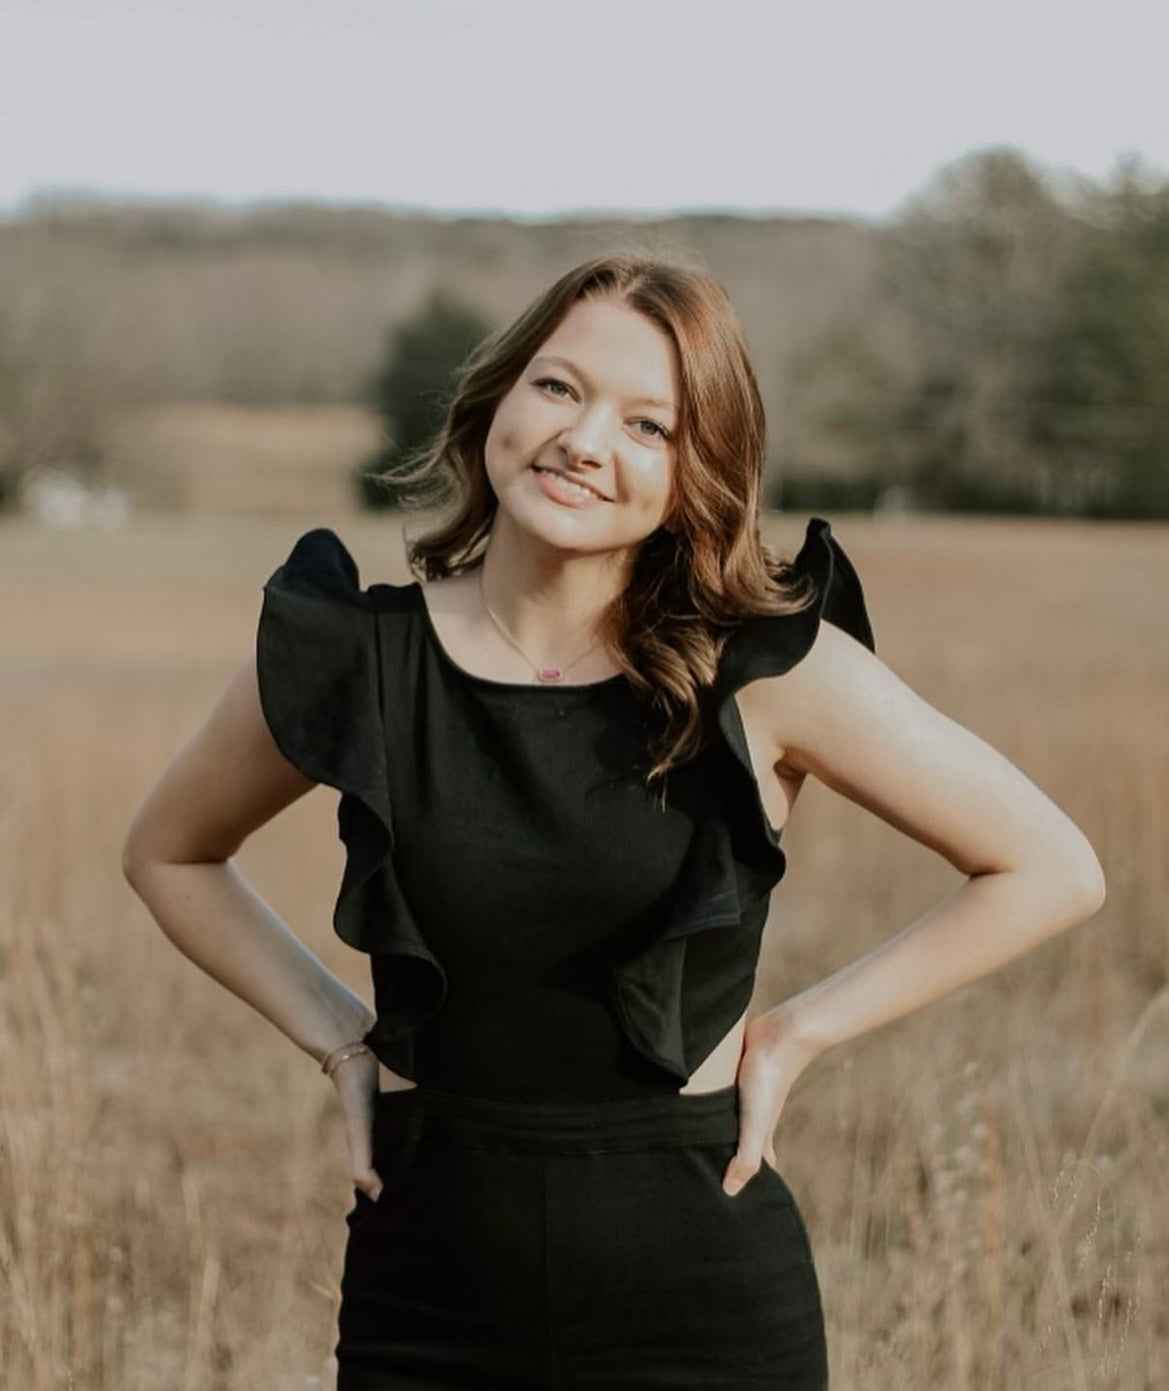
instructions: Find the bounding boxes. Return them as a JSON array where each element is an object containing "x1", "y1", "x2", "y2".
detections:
[
  {"x1": 311, "y1": 1011, "x2": 377, "y2": 1071},
  {"x1": 320, "y1": 1039, "x2": 374, "y2": 1078},
  {"x1": 756, "y1": 995, "x2": 832, "y2": 1069}
]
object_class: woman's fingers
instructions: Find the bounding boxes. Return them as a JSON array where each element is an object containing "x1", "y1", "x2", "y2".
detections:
[
  {"x1": 722, "y1": 1113, "x2": 779, "y2": 1194},
  {"x1": 354, "y1": 1165, "x2": 383, "y2": 1202},
  {"x1": 722, "y1": 1020, "x2": 810, "y2": 1195},
  {"x1": 328, "y1": 1053, "x2": 383, "y2": 1199},
  {"x1": 722, "y1": 1057, "x2": 781, "y2": 1195}
]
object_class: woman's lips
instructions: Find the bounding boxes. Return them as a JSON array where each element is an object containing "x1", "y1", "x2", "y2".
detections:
[{"x1": 531, "y1": 465, "x2": 610, "y2": 506}]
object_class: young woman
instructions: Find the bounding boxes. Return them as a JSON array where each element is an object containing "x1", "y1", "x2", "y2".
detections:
[{"x1": 122, "y1": 253, "x2": 1105, "y2": 1390}]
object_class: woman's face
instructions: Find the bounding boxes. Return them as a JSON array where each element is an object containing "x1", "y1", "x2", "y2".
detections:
[{"x1": 483, "y1": 296, "x2": 680, "y2": 563}]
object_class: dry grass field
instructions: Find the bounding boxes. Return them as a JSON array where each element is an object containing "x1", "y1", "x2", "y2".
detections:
[{"x1": 0, "y1": 504, "x2": 1164, "y2": 1390}]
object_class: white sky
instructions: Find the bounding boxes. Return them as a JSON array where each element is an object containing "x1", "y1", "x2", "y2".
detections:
[{"x1": 1, "y1": 0, "x2": 1165, "y2": 222}]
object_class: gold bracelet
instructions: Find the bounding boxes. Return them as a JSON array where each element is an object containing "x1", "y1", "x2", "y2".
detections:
[{"x1": 320, "y1": 1040, "x2": 372, "y2": 1078}]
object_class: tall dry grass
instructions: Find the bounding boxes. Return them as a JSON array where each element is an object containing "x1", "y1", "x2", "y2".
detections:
[{"x1": 0, "y1": 508, "x2": 1163, "y2": 1389}]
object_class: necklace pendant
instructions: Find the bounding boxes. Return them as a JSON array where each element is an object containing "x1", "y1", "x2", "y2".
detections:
[{"x1": 536, "y1": 666, "x2": 563, "y2": 682}]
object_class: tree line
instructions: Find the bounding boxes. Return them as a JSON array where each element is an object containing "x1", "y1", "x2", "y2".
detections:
[{"x1": 2, "y1": 146, "x2": 1166, "y2": 518}]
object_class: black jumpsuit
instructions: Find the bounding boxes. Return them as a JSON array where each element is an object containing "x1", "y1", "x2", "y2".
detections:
[{"x1": 256, "y1": 515, "x2": 876, "y2": 1390}]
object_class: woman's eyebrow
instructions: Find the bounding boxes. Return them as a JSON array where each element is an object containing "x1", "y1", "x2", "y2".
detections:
[{"x1": 531, "y1": 354, "x2": 675, "y2": 411}]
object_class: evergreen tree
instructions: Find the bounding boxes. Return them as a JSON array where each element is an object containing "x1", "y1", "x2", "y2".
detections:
[{"x1": 355, "y1": 288, "x2": 493, "y2": 510}]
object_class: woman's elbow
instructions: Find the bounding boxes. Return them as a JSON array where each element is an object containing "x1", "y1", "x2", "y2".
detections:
[
  {"x1": 121, "y1": 797, "x2": 144, "y2": 879},
  {"x1": 121, "y1": 810, "x2": 161, "y2": 893},
  {"x1": 1001, "y1": 817, "x2": 1106, "y2": 926},
  {"x1": 1045, "y1": 827, "x2": 1107, "y2": 920},
  {"x1": 1071, "y1": 849, "x2": 1107, "y2": 917},
  {"x1": 120, "y1": 801, "x2": 190, "y2": 892}
]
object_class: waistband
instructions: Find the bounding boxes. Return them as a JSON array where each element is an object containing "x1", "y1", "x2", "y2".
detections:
[{"x1": 373, "y1": 1082, "x2": 742, "y2": 1154}]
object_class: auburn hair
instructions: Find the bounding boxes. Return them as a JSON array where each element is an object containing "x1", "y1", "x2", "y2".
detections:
[{"x1": 382, "y1": 250, "x2": 817, "y2": 790}]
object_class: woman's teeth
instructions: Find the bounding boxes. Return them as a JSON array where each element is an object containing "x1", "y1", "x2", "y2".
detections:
[{"x1": 533, "y1": 466, "x2": 605, "y2": 501}]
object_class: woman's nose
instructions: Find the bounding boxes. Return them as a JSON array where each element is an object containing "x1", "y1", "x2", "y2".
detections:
[{"x1": 559, "y1": 406, "x2": 614, "y2": 461}]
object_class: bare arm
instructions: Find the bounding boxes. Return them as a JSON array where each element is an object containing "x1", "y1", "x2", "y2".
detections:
[
  {"x1": 722, "y1": 621, "x2": 1105, "y2": 1194},
  {"x1": 761, "y1": 620, "x2": 1105, "y2": 1057},
  {"x1": 121, "y1": 655, "x2": 376, "y2": 1066}
]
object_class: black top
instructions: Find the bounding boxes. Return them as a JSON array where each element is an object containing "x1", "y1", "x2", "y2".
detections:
[{"x1": 255, "y1": 516, "x2": 876, "y2": 1101}]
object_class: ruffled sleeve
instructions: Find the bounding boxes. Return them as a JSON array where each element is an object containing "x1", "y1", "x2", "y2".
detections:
[
  {"x1": 256, "y1": 531, "x2": 447, "y2": 1075},
  {"x1": 256, "y1": 528, "x2": 393, "y2": 958},
  {"x1": 607, "y1": 515, "x2": 876, "y2": 1085},
  {"x1": 710, "y1": 514, "x2": 876, "y2": 876},
  {"x1": 714, "y1": 515, "x2": 875, "y2": 698}
]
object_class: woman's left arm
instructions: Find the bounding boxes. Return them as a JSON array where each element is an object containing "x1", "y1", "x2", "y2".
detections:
[{"x1": 724, "y1": 620, "x2": 1106, "y2": 1194}]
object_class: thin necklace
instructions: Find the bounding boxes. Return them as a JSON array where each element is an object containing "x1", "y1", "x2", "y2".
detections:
[{"x1": 477, "y1": 567, "x2": 604, "y2": 683}]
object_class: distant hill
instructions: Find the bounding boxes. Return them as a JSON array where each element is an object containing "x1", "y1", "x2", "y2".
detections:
[{"x1": 0, "y1": 200, "x2": 898, "y2": 485}]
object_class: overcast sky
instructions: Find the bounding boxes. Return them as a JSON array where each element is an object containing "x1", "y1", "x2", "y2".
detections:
[{"x1": 2, "y1": 0, "x2": 1165, "y2": 221}]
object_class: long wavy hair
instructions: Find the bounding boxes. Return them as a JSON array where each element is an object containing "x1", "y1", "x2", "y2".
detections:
[{"x1": 385, "y1": 251, "x2": 817, "y2": 789}]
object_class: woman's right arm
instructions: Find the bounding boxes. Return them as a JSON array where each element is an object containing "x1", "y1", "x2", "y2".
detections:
[{"x1": 121, "y1": 654, "x2": 382, "y2": 1170}]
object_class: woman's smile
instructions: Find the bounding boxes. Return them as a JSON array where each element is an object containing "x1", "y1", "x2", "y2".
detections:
[{"x1": 530, "y1": 463, "x2": 612, "y2": 507}]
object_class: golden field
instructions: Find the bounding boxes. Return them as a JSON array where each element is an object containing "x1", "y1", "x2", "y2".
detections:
[{"x1": 0, "y1": 499, "x2": 1165, "y2": 1390}]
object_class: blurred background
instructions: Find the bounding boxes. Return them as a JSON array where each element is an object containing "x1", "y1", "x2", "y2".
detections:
[{"x1": 1, "y1": 2, "x2": 1166, "y2": 1389}]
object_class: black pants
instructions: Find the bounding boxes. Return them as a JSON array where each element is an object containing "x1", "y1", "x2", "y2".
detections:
[{"x1": 335, "y1": 1083, "x2": 828, "y2": 1390}]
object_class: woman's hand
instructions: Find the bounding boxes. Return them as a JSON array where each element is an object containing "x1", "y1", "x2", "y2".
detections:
[
  {"x1": 330, "y1": 1049, "x2": 384, "y2": 1201},
  {"x1": 721, "y1": 1007, "x2": 824, "y2": 1196}
]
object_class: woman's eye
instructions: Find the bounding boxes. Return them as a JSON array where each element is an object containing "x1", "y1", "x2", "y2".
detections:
[{"x1": 535, "y1": 378, "x2": 670, "y2": 442}]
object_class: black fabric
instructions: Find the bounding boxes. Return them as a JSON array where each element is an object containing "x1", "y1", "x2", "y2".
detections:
[
  {"x1": 257, "y1": 532, "x2": 447, "y2": 1039},
  {"x1": 335, "y1": 1083, "x2": 828, "y2": 1389},
  {"x1": 255, "y1": 516, "x2": 876, "y2": 1095}
]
